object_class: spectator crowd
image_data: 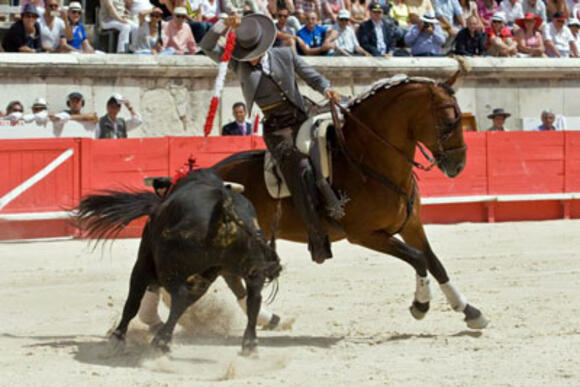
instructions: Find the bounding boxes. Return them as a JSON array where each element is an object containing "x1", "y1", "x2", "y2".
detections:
[
  {"x1": 0, "y1": 92, "x2": 142, "y2": 138},
  {"x1": 1, "y1": 0, "x2": 580, "y2": 57}
]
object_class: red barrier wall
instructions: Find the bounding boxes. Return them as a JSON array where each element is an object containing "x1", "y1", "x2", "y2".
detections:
[{"x1": 0, "y1": 132, "x2": 578, "y2": 240}]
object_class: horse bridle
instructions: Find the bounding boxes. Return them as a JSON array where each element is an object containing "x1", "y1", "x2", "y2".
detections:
[{"x1": 329, "y1": 83, "x2": 465, "y2": 233}]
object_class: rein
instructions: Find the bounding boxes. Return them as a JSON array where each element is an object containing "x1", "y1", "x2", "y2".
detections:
[{"x1": 331, "y1": 101, "x2": 438, "y2": 172}]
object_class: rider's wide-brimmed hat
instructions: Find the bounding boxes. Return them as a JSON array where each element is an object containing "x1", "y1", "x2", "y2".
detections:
[
  {"x1": 232, "y1": 14, "x2": 276, "y2": 62},
  {"x1": 515, "y1": 12, "x2": 543, "y2": 30},
  {"x1": 487, "y1": 108, "x2": 511, "y2": 119}
]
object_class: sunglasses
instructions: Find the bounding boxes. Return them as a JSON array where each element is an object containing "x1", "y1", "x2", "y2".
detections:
[
  {"x1": 23, "y1": 13, "x2": 38, "y2": 18},
  {"x1": 277, "y1": 14, "x2": 288, "y2": 18},
  {"x1": 11, "y1": 109, "x2": 23, "y2": 113},
  {"x1": 176, "y1": 14, "x2": 186, "y2": 18},
  {"x1": 339, "y1": 18, "x2": 349, "y2": 21},
  {"x1": 70, "y1": 9, "x2": 81, "y2": 14},
  {"x1": 48, "y1": 4, "x2": 59, "y2": 9}
]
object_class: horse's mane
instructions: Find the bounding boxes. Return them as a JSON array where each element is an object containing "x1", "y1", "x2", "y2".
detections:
[{"x1": 347, "y1": 74, "x2": 438, "y2": 110}]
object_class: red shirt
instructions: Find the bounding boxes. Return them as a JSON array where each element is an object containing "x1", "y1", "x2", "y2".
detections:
[{"x1": 485, "y1": 26, "x2": 512, "y2": 48}]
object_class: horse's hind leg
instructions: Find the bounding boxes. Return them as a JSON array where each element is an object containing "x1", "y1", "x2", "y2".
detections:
[
  {"x1": 241, "y1": 274, "x2": 265, "y2": 355},
  {"x1": 400, "y1": 215, "x2": 489, "y2": 329},
  {"x1": 151, "y1": 269, "x2": 219, "y2": 352}
]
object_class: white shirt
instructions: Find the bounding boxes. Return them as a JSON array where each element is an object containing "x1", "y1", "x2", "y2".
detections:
[
  {"x1": 544, "y1": 23, "x2": 575, "y2": 57},
  {"x1": 333, "y1": 24, "x2": 360, "y2": 54},
  {"x1": 259, "y1": 51, "x2": 270, "y2": 74},
  {"x1": 372, "y1": 19, "x2": 386, "y2": 55},
  {"x1": 201, "y1": 0, "x2": 220, "y2": 19},
  {"x1": 39, "y1": 16, "x2": 65, "y2": 51},
  {"x1": 500, "y1": 0, "x2": 524, "y2": 24}
]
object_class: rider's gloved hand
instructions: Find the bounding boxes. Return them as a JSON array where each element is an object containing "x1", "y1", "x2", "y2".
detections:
[
  {"x1": 225, "y1": 14, "x2": 241, "y2": 29},
  {"x1": 325, "y1": 89, "x2": 341, "y2": 104}
]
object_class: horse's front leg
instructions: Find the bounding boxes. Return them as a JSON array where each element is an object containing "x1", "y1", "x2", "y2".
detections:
[
  {"x1": 241, "y1": 274, "x2": 265, "y2": 355},
  {"x1": 400, "y1": 215, "x2": 489, "y2": 329}
]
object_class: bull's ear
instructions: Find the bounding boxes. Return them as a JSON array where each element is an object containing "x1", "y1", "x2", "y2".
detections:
[{"x1": 445, "y1": 70, "x2": 461, "y2": 87}]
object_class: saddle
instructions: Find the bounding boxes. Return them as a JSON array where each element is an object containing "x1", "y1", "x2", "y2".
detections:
[{"x1": 264, "y1": 112, "x2": 333, "y2": 199}]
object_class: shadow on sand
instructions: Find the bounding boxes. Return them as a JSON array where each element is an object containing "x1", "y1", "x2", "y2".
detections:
[{"x1": 1, "y1": 331, "x2": 344, "y2": 369}]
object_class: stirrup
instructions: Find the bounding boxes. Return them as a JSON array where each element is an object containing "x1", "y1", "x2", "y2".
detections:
[{"x1": 316, "y1": 179, "x2": 349, "y2": 220}]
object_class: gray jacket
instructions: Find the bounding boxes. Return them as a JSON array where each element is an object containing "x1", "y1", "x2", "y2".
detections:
[{"x1": 200, "y1": 29, "x2": 330, "y2": 115}]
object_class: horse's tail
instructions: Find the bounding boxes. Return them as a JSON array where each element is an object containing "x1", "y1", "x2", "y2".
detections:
[{"x1": 75, "y1": 190, "x2": 161, "y2": 241}]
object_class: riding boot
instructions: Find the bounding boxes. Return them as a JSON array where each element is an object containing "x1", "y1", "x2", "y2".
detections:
[{"x1": 293, "y1": 156, "x2": 333, "y2": 263}]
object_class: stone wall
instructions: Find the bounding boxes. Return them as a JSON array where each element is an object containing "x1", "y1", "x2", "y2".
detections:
[{"x1": 2, "y1": 54, "x2": 580, "y2": 135}]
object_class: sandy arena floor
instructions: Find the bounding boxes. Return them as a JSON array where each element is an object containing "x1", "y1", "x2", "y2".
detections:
[{"x1": 1, "y1": 220, "x2": 579, "y2": 386}]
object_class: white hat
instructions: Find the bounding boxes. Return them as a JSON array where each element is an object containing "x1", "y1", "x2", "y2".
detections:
[
  {"x1": 32, "y1": 97, "x2": 47, "y2": 107},
  {"x1": 338, "y1": 9, "x2": 350, "y2": 20},
  {"x1": 109, "y1": 93, "x2": 127, "y2": 105},
  {"x1": 68, "y1": 1, "x2": 82, "y2": 11},
  {"x1": 568, "y1": 18, "x2": 580, "y2": 26},
  {"x1": 174, "y1": 7, "x2": 187, "y2": 16},
  {"x1": 420, "y1": 13, "x2": 439, "y2": 24},
  {"x1": 491, "y1": 12, "x2": 507, "y2": 23}
]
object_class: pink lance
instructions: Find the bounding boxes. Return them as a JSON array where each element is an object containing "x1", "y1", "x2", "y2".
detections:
[{"x1": 203, "y1": 29, "x2": 237, "y2": 137}]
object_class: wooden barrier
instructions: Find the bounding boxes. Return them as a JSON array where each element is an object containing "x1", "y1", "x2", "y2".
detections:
[{"x1": 0, "y1": 132, "x2": 578, "y2": 240}]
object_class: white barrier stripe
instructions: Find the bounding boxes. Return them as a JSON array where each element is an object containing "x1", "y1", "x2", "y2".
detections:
[
  {"x1": 0, "y1": 211, "x2": 73, "y2": 221},
  {"x1": 0, "y1": 148, "x2": 74, "y2": 211},
  {"x1": 422, "y1": 192, "x2": 580, "y2": 205}
]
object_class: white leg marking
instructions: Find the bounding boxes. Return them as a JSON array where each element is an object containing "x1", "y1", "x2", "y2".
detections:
[
  {"x1": 414, "y1": 275, "x2": 432, "y2": 303},
  {"x1": 237, "y1": 296, "x2": 273, "y2": 326},
  {"x1": 440, "y1": 281, "x2": 468, "y2": 312},
  {"x1": 138, "y1": 288, "x2": 162, "y2": 326}
]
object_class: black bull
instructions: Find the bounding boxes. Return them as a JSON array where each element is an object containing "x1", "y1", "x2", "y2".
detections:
[{"x1": 75, "y1": 169, "x2": 282, "y2": 353}]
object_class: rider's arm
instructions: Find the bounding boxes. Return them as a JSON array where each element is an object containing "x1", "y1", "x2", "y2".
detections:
[
  {"x1": 200, "y1": 17, "x2": 240, "y2": 72},
  {"x1": 292, "y1": 47, "x2": 330, "y2": 94}
]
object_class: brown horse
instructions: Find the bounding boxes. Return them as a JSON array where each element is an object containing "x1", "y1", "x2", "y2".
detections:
[{"x1": 214, "y1": 75, "x2": 488, "y2": 329}]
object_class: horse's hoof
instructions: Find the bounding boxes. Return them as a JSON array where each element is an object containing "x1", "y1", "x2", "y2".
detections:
[
  {"x1": 463, "y1": 304, "x2": 489, "y2": 330},
  {"x1": 151, "y1": 337, "x2": 171, "y2": 353},
  {"x1": 409, "y1": 301, "x2": 430, "y2": 320},
  {"x1": 263, "y1": 314, "x2": 280, "y2": 330},
  {"x1": 107, "y1": 331, "x2": 125, "y2": 353},
  {"x1": 241, "y1": 339, "x2": 258, "y2": 357}
]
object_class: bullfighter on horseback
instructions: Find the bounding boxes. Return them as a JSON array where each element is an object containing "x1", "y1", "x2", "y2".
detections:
[{"x1": 200, "y1": 13, "x2": 343, "y2": 264}]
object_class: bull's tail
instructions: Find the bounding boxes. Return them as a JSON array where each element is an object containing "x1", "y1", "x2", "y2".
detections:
[{"x1": 75, "y1": 190, "x2": 161, "y2": 241}]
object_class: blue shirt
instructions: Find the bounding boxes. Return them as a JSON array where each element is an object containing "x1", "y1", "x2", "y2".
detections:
[
  {"x1": 68, "y1": 23, "x2": 87, "y2": 50},
  {"x1": 404, "y1": 24, "x2": 446, "y2": 56},
  {"x1": 296, "y1": 25, "x2": 327, "y2": 55},
  {"x1": 537, "y1": 124, "x2": 556, "y2": 131},
  {"x1": 432, "y1": 0, "x2": 462, "y2": 24}
]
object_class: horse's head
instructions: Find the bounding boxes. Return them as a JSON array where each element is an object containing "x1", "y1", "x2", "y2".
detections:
[{"x1": 414, "y1": 73, "x2": 466, "y2": 178}]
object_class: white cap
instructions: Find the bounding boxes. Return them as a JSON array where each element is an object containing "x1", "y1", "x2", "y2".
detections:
[
  {"x1": 174, "y1": 7, "x2": 187, "y2": 16},
  {"x1": 110, "y1": 93, "x2": 127, "y2": 105},
  {"x1": 491, "y1": 12, "x2": 507, "y2": 23},
  {"x1": 337, "y1": 9, "x2": 350, "y2": 19},
  {"x1": 32, "y1": 97, "x2": 47, "y2": 107},
  {"x1": 68, "y1": 1, "x2": 82, "y2": 11},
  {"x1": 568, "y1": 18, "x2": 580, "y2": 26}
]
